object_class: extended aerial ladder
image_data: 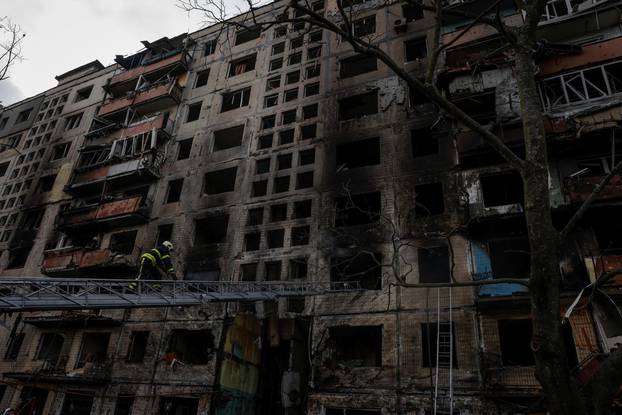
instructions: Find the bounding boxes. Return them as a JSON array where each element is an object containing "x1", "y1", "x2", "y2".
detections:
[{"x1": 0, "y1": 278, "x2": 361, "y2": 312}]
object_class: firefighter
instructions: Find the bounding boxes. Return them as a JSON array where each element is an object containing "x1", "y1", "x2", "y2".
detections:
[{"x1": 129, "y1": 241, "x2": 175, "y2": 290}]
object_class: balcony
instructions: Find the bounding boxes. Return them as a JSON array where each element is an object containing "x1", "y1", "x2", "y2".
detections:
[
  {"x1": 564, "y1": 175, "x2": 622, "y2": 203},
  {"x1": 58, "y1": 195, "x2": 150, "y2": 231},
  {"x1": 42, "y1": 247, "x2": 134, "y2": 277},
  {"x1": 107, "y1": 50, "x2": 189, "y2": 95},
  {"x1": 98, "y1": 79, "x2": 183, "y2": 121},
  {"x1": 67, "y1": 151, "x2": 165, "y2": 196},
  {"x1": 5, "y1": 358, "x2": 112, "y2": 385},
  {"x1": 585, "y1": 254, "x2": 622, "y2": 287}
]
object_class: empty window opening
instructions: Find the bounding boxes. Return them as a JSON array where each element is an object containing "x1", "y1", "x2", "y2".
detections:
[
  {"x1": 214, "y1": 125, "x2": 244, "y2": 151},
  {"x1": 421, "y1": 322, "x2": 457, "y2": 368},
  {"x1": 274, "y1": 176, "x2": 290, "y2": 193},
  {"x1": 186, "y1": 102, "x2": 202, "y2": 122},
  {"x1": 262, "y1": 115, "x2": 276, "y2": 129},
  {"x1": 204, "y1": 167, "x2": 237, "y2": 194},
  {"x1": 4, "y1": 332, "x2": 25, "y2": 360},
  {"x1": 195, "y1": 215, "x2": 229, "y2": 245},
  {"x1": 489, "y1": 237, "x2": 530, "y2": 279},
  {"x1": 331, "y1": 253, "x2": 382, "y2": 290},
  {"x1": 411, "y1": 127, "x2": 438, "y2": 157},
  {"x1": 292, "y1": 225, "x2": 310, "y2": 245},
  {"x1": 299, "y1": 148, "x2": 315, "y2": 165},
  {"x1": 403, "y1": 4, "x2": 424, "y2": 21},
  {"x1": 415, "y1": 182, "x2": 445, "y2": 216},
  {"x1": 52, "y1": 142, "x2": 70, "y2": 160},
  {"x1": 229, "y1": 54, "x2": 257, "y2": 77},
  {"x1": 418, "y1": 246, "x2": 450, "y2": 283},
  {"x1": 245, "y1": 232, "x2": 261, "y2": 251},
  {"x1": 498, "y1": 319, "x2": 535, "y2": 366},
  {"x1": 235, "y1": 26, "x2": 261, "y2": 45},
  {"x1": 280, "y1": 129, "x2": 295, "y2": 145},
  {"x1": 195, "y1": 69, "x2": 210, "y2": 88},
  {"x1": 177, "y1": 138, "x2": 193, "y2": 160},
  {"x1": 268, "y1": 229, "x2": 285, "y2": 248},
  {"x1": 271, "y1": 204, "x2": 287, "y2": 222},
  {"x1": 240, "y1": 263, "x2": 258, "y2": 281},
  {"x1": 259, "y1": 134, "x2": 273, "y2": 149},
  {"x1": 353, "y1": 15, "x2": 376, "y2": 36},
  {"x1": 340, "y1": 54, "x2": 378, "y2": 78},
  {"x1": 301, "y1": 124, "x2": 317, "y2": 140},
  {"x1": 75, "y1": 86, "x2": 93, "y2": 102},
  {"x1": 339, "y1": 91, "x2": 378, "y2": 120},
  {"x1": 168, "y1": 329, "x2": 214, "y2": 364},
  {"x1": 247, "y1": 207, "x2": 264, "y2": 225},
  {"x1": 265, "y1": 260, "x2": 282, "y2": 280},
  {"x1": 290, "y1": 258, "x2": 308, "y2": 279},
  {"x1": 336, "y1": 137, "x2": 380, "y2": 170},
  {"x1": 110, "y1": 230, "x2": 137, "y2": 255},
  {"x1": 282, "y1": 110, "x2": 297, "y2": 125},
  {"x1": 481, "y1": 172, "x2": 524, "y2": 207},
  {"x1": 405, "y1": 38, "x2": 428, "y2": 62},
  {"x1": 453, "y1": 90, "x2": 496, "y2": 124},
  {"x1": 296, "y1": 171, "x2": 314, "y2": 189},
  {"x1": 256, "y1": 158, "x2": 271, "y2": 174},
  {"x1": 38, "y1": 174, "x2": 56, "y2": 192},
  {"x1": 61, "y1": 392, "x2": 94, "y2": 415},
  {"x1": 114, "y1": 395, "x2": 135, "y2": 415},
  {"x1": 165, "y1": 178, "x2": 184, "y2": 204},
  {"x1": 157, "y1": 224, "x2": 174, "y2": 246},
  {"x1": 329, "y1": 326, "x2": 382, "y2": 367},
  {"x1": 76, "y1": 332, "x2": 110, "y2": 368},
  {"x1": 252, "y1": 180, "x2": 268, "y2": 197},
  {"x1": 126, "y1": 331, "x2": 149, "y2": 363},
  {"x1": 335, "y1": 192, "x2": 381, "y2": 226},
  {"x1": 294, "y1": 200, "x2": 312, "y2": 218},
  {"x1": 278, "y1": 153, "x2": 292, "y2": 170},
  {"x1": 221, "y1": 88, "x2": 251, "y2": 112}
]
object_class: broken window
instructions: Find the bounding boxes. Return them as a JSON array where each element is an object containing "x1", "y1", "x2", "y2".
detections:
[
  {"x1": 296, "y1": 171, "x2": 314, "y2": 189},
  {"x1": 294, "y1": 200, "x2": 312, "y2": 218},
  {"x1": 411, "y1": 127, "x2": 438, "y2": 157},
  {"x1": 280, "y1": 129, "x2": 295, "y2": 145},
  {"x1": 245, "y1": 232, "x2": 261, "y2": 251},
  {"x1": 352, "y1": 15, "x2": 376, "y2": 36},
  {"x1": 61, "y1": 392, "x2": 94, "y2": 415},
  {"x1": 110, "y1": 230, "x2": 137, "y2": 255},
  {"x1": 248, "y1": 207, "x2": 264, "y2": 225},
  {"x1": 252, "y1": 180, "x2": 268, "y2": 197},
  {"x1": 159, "y1": 398, "x2": 199, "y2": 415},
  {"x1": 114, "y1": 395, "x2": 135, "y2": 415},
  {"x1": 421, "y1": 322, "x2": 457, "y2": 368},
  {"x1": 168, "y1": 329, "x2": 214, "y2": 364},
  {"x1": 240, "y1": 263, "x2": 258, "y2": 281},
  {"x1": 336, "y1": 137, "x2": 380, "y2": 170},
  {"x1": 228, "y1": 54, "x2": 257, "y2": 77},
  {"x1": 204, "y1": 167, "x2": 237, "y2": 194},
  {"x1": 259, "y1": 134, "x2": 273, "y2": 149},
  {"x1": 76, "y1": 332, "x2": 110, "y2": 368},
  {"x1": 271, "y1": 204, "x2": 287, "y2": 222},
  {"x1": 329, "y1": 326, "x2": 382, "y2": 367},
  {"x1": 38, "y1": 174, "x2": 56, "y2": 192},
  {"x1": 405, "y1": 38, "x2": 428, "y2": 62},
  {"x1": 335, "y1": 191, "x2": 381, "y2": 226},
  {"x1": 339, "y1": 91, "x2": 378, "y2": 120},
  {"x1": 292, "y1": 225, "x2": 310, "y2": 245},
  {"x1": 157, "y1": 224, "x2": 174, "y2": 245},
  {"x1": 403, "y1": 3, "x2": 424, "y2": 21},
  {"x1": 340, "y1": 54, "x2": 378, "y2": 78},
  {"x1": 418, "y1": 246, "x2": 450, "y2": 283},
  {"x1": 299, "y1": 148, "x2": 315, "y2": 165},
  {"x1": 415, "y1": 182, "x2": 445, "y2": 216},
  {"x1": 213, "y1": 125, "x2": 244, "y2": 151},
  {"x1": 289, "y1": 258, "x2": 308, "y2": 279},
  {"x1": 265, "y1": 260, "x2": 282, "y2": 280},
  {"x1": 331, "y1": 253, "x2": 382, "y2": 289},
  {"x1": 498, "y1": 319, "x2": 535, "y2": 366},
  {"x1": 165, "y1": 178, "x2": 184, "y2": 204},
  {"x1": 177, "y1": 138, "x2": 193, "y2": 160},
  {"x1": 195, "y1": 214, "x2": 229, "y2": 244},
  {"x1": 4, "y1": 332, "x2": 25, "y2": 360},
  {"x1": 221, "y1": 88, "x2": 251, "y2": 112},
  {"x1": 235, "y1": 26, "x2": 261, "y2": 45},
  {"x1": 277, "y1": 153, "x2": 292, "y2": 170},
  {"x1": 204, "y1": 39, "x2": 217, "y2": 56},
  {"x1": 126, "y1": 331, "x2": 149, "y2": 363},
  {"x1": 194, "y1": 69, "x2": 210, "y2": 88},
  {"x1": 453, "y1": 90, "x2": 496, "y2": 123},
  {"x1": 481, "y1": 171, "x2": 524, "y2": 207},
  {"x1": 274, "y1": 176, "x2": 290, "y2": 193},
  {"x1": 268, "y1": 229, "x2": 285, "y2": 248},
  {"x1": 490, "y1": 237, "x2": 530, "y2": 279},
  {"x1": 51, "y1": 142, "x2": 70, "y2": 160},
  {"x1": 256, "y1": 158, "x2": 271, "y2": 174}
]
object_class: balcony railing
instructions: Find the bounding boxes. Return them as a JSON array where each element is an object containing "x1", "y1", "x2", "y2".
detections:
[
  {"x1": 564, "y1": 175, "x2": 622, "y2": 203},
  {"x1": 98, "y1": 79, "x2": 183, "y2": 119},
  {"x1": 58, "y1": 195, "x2": 149, "y2": 230}
]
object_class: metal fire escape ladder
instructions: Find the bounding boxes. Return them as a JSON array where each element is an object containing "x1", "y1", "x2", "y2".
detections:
[{"x1": 0, "y1": 279, "x2": 361, "y2": 312}]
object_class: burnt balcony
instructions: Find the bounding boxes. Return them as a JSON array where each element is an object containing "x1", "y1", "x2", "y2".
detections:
[
  {"x1": 98, "y1": 78, "x2": 183, "y2": 121},
  {"x1": 5, "y1": 358, "x2": 112, "y2": 385},
  {"x1": 67, "y1": 150, "x2": 165, "y2": 196},
  {"x1": 564, "y1": 175, "x2": 622, "y2": 203},
  {"x1": 586, "y1": 254, "x2": 622, "y2": 287},
  {"x1": 42, "y1": 247, "x2": 134, "y2": 277},
  {"x1": 107, "y1": 50, "x2": 189, "y2": 95},
  {"x1": 58, "y1": 195, "x2": 150, "y2": 231}
]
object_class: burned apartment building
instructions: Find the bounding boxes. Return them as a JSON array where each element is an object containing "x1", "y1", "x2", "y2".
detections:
[{"x1": 0, "y1": 0, "x2": 620, "y2": 414}]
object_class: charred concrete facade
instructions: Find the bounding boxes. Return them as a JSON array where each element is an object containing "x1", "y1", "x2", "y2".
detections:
[{"x1": 0, "y1": 0, "x2": 619, "y2": 414}]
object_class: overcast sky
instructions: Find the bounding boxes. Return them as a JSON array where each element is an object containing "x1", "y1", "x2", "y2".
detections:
[{"x1": 1, "y1": 0, "x2": 252, "y2": 105}]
